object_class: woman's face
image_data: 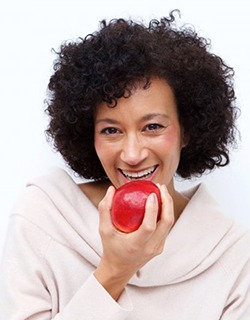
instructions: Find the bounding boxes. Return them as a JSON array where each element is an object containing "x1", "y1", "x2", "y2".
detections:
[{"x1": 94, "y1": 78, "x2": 186, "y2": 189}]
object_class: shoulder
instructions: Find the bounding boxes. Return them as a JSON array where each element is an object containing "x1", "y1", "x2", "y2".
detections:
[
  {"x1": 8, "y1": 167, "x2": 102, "y2": 246},
  {"x1": 10, "y1": 167, "x2": 84, "y2": 225}
]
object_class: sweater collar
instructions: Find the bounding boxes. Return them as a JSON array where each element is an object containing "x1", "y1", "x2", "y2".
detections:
[
  {"x1": 129, "y1": 183, "x2": 234, "y2": 286},
  {"x1": 29, "y1": 168, "x2": 235, "y2": 287}
]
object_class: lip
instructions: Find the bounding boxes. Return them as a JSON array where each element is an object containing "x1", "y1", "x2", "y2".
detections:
[{"x1": 118, "y1": 165, "x2": 159, "y2": 184}]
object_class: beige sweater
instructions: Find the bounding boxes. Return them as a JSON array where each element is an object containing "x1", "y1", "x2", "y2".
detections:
[{"x1": 1, "y1": 168, "x2": 250, "y2": 319}]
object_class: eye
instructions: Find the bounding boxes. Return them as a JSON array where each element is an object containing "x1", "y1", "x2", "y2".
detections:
[
  {"x1": 100, "y1": 127, "x2": 121, "y2": 135},
  {"x1": 144, "y1": 123, "x2": 165, "y2": 132}
]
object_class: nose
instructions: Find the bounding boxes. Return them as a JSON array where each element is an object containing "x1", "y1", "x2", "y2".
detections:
[{"x1": 120, "y1": 134, "x2": 148, "y2": 166}]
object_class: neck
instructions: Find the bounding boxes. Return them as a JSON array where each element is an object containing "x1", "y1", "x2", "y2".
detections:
[{"x1": 167, "y1": 179, "x2": 189, "y2": 222}]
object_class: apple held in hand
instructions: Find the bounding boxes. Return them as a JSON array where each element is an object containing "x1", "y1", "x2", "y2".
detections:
[{"x1": 111, "y1": 180, "x2": 162, "y2": 233}]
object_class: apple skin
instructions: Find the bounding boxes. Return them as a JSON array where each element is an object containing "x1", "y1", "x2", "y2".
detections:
[{"x1": 111, "y1": 180, "x2": 162, "y2": 233}]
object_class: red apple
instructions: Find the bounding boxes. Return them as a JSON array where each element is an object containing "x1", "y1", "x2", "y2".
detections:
[{"x1": 111, "y1": 180, "x2": 162, "y2": 233}]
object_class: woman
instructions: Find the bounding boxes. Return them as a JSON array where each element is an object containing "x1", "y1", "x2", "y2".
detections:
[{"x1": 1, "y1": 11, "x2": 250, "y2": 319}]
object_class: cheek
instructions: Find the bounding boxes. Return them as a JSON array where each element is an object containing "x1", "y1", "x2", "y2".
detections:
[
  {"x1": 94, "y1": 136, "x2": 106, "y2": 161},
  {"x1": 158, "y1": 127, "x2": 183, "y2": 150},
  {"x1": 94, "y1": 136, "x2": 117, "y2": 164}
]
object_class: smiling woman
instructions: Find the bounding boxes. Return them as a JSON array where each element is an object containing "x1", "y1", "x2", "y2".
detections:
[{"x1": 1, "y1": 11, "x2": 250, "y2": 320}]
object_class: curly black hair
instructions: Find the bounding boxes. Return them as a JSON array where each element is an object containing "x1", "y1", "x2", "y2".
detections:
[{"x1": 45, "y1": 10, "x2": 238, "y2": 180}]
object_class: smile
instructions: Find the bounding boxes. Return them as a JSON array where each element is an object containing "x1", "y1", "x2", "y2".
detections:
[{"x1": 119, "y1": 165, "x2": 157, "y2": 180}]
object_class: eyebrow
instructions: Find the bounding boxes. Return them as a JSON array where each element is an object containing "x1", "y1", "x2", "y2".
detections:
[
  {"x1": 95, "y1": 113, "x2": 169, "y2": 125},
  {"x1": 95, "y1": 118, "x2": 120, "y2": 125},
  {"x1": 141, "y1": 113, "x2": 169, "y2": 121}
]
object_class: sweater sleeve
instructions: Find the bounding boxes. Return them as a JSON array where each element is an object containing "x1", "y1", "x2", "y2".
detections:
[
  {"x1": 56, "y1": 274, "x2": 133, "y2": 320},
  {"x1": 0, "y1": 215, "x2": 133, "y2": 320}
]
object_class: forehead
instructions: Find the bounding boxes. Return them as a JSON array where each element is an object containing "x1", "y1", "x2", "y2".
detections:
[{"x1": 95, "y1": 78, "x2": 177, "y2": 120}]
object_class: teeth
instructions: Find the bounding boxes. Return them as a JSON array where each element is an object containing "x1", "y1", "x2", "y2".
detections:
[{"x1": 121, "y1": 166, "x2": 156, "y2": 180}]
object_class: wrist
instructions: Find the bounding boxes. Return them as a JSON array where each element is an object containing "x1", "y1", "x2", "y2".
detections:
[{"x1": 94, "y1": 260, "x2": 132, "y2": 301}]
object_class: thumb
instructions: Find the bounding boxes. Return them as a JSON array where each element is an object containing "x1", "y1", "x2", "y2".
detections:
[{"x1": 98, "y1": 185, "x2": 115, "y2": 229}]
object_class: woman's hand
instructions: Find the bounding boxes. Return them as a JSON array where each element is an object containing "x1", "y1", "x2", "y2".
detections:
[{"x1": 94, "y1": 184, "x2": 174, "y2": 300}]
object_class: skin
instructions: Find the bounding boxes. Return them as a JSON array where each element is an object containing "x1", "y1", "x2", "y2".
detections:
[{"x1": 80, "y1": 77, "x2": 189, "y2": 300}]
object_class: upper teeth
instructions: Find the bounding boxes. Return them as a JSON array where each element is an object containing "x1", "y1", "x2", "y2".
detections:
[{"x1": 121, "y1": 166, "x2": 156, "y2": 179}]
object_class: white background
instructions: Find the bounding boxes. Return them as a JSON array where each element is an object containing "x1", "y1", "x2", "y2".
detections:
[{"x1": 0, "y1": 0, "x2": 249, "y2": 257}]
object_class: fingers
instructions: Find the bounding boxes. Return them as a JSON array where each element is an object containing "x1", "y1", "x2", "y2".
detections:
[
  {"x1": 98, "y1": 185, "x2": 115, "y2": 235},
  {"x1": 131, "y1": 184, "x2": 174, "y2": 258},
  {"x1": 138, "y1": 184, "x2": 174, "y2": 230},
  {"x1": 142, "y1": 193, "x2": 159, "y2": 230},
  {"x1": 139, "y1": 185, "x2": 174, "y2": 249},
  {"x1": 132, "y1": 192, "x2": 159, "y2": 243},
  {"x1": 139, "y1": 184, "x2": 174, "y2": 257}
]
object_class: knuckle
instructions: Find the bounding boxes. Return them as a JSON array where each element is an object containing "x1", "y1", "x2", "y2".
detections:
[
  {"x1": 98, "y1": 225, "x2": 105, "y2": 236},
  {"x1": 99, "y1": 224, "x2": 112, "y2": 238},
  {"x1": 161, "y1": 214, "x2": 174, "y2": 229},
  {"x1": 142, "y1": 223, "x2": 156, "y2": 234},
  {"x1": 98, "y1": 200, "x2": 105, "y2": 212},
  {"x1": 165, "y1": 193, "x2": 174, "y2": 205},
  {"x1": 156, "y1": 243, "x2": 164, "y2": 255},
  {"x1": 167, "y1": 215, "x2": 175, "y2": 226}
]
